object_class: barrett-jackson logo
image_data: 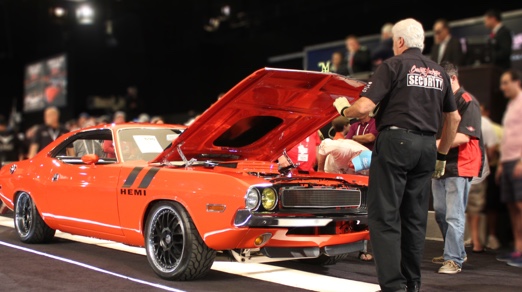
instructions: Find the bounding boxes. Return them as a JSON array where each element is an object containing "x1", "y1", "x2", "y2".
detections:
[{"x1": 407, "y1": 65, "x2": 443, "y2": 91}]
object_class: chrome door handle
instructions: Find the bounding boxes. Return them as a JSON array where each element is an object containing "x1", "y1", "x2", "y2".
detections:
[{"x1": 52, "y1": 174, "x2": 59, "y2": 181}]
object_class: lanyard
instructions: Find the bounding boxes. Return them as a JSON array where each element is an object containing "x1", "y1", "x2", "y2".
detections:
[
  {"x1": 356, "y1": 123, "x2": 369, "y2": 136},
  {"x1": 82, "y1": 140, "x2": 95, "y2": 154},
  {"x1": 48, "y1": 128, "x2": 60, "y2": 141}
]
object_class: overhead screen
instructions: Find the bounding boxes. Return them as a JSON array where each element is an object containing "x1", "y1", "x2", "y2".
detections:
[{"x1": 23, "y1": 53, "x2": 67, "y2": 113}]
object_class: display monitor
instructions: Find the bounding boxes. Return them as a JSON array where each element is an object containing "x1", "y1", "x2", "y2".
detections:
[{"x1": 23, "y1": 53, "x2": 67, "y2": 112}]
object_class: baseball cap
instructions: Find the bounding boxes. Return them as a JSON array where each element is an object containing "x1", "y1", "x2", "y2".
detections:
[{"x1": 351, "y1": 150, "x2": 372, "y2": 172}]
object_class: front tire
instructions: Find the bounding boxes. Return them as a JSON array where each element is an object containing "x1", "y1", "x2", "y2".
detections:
[
  {"x1": 14, "y1": 192, "x2": 55, "y2": 243},
  {"x1": 145, "y1": 201, "x2": 216, "y2": 280}
]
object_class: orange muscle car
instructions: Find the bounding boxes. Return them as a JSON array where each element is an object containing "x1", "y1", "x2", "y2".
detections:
[{"x1": 0, "y1": 68, "x2": 370, "y2": 281}]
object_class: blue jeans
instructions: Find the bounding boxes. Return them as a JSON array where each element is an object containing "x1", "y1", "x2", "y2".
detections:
[{"x1": 432, "y1": 177, "x2": 471, "y2": 267}]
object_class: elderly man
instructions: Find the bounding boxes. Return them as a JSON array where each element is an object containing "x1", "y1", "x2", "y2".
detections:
[{"x1": 333, "y1": 18, "x2": 460, "y2": 292}]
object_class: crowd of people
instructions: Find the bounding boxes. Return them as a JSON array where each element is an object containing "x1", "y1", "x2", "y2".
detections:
[
  {"x1": 329, "y1": 9, "x2": 513, "y2": 80},
  {"x1": 0, "y1": 7, "x2": 520, "y2": 292}
]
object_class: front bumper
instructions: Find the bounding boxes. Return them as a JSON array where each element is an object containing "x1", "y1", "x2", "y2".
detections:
[
  {"x1": 261, "y1": 239, "x2": 365, "y2": 258},
  {"x1": 233, "y1": 209, "x2": 368, "y2": 227}
]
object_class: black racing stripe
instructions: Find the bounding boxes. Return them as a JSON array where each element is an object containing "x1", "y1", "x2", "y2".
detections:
[
  {"x1": 122, "y1": 167, "x2": 144, "y2": 188},
  {"x1": 138, "y1": 167, "x2": 160, "y2": 189}
]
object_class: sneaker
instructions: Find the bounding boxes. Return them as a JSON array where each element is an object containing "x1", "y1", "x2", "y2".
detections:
[
  {"x1": 507, "y1": 256, "x2": 522, "y2": 268},
  {"x1": 432, "y1": 255, "x2": 467, "y2": 264},
  {"x1": 486, "y1": 235, "x2": 501, "y2": 250},
  {"x1": 438, "y1": 260, "x2": 462, "y2": 274},
  {"x1": 497, "y1": 251, "x2": 522, "y2": 262}
]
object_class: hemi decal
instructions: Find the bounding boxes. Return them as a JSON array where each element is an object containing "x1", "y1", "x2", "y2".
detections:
[
  {"x1": 137, "y1": 168, "x2": 161, "y2": 189},
  {"x1": 122, "y1": 167, "x2": 144, "y2": 188}
]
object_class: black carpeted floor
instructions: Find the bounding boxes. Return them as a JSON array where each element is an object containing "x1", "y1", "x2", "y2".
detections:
[{"x1": 1, "y1": 209, "x2": 521, "y2": 292}]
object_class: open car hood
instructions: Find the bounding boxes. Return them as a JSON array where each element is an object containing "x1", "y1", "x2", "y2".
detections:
[{"x1": 152, "y1": 67, "x2": 366, "y2": 163}]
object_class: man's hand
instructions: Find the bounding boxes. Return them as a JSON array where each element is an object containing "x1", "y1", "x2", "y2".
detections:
[
  {"x1": 277, "y1": 155, "x2": 290, "y2": 168},
  {"x1": 333, "y1": 97, "x2": 351, "y2": 116},
  {"x1": 432, "y1": 152, "x2": 447, "y2": 179},
  {"x1": 433, "y1": 160, "x2": 446, "y2": 178}
]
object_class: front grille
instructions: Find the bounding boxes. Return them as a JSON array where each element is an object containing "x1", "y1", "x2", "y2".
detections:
[{"x1": 280, "y1": 188, "x2": 361, "y2": 208}]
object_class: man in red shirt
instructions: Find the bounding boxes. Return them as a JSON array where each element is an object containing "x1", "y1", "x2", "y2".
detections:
[
  {"x1": 431, "y1": 62, "x2": 484, "y2": 274},
  {"x1": 345, "y1": 113, "x2": 378, "y2": 150}
]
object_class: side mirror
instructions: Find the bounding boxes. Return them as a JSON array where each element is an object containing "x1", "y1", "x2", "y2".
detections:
[{"x1": 81, "y1": 154, "x2": 99, "y2": 165}]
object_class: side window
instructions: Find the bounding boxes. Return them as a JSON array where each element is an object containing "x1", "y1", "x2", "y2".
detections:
[
  {"x1": 51, "y1": 129, "x2": 116, "y2": 164},
  {"x1": 72, "y1": 139, "x2": 106, "y2": 158}
]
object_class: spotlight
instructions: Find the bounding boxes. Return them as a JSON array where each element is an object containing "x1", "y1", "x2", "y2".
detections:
[
  {"x1": 221, "y1": 5, "x2": 231, "y2": 17},
  {"x1": 52, "y1": 7, "x2": 66, "y2": 17},
  {"x1": 76, "y1": 4, "x2": 94, "y2": 24}
]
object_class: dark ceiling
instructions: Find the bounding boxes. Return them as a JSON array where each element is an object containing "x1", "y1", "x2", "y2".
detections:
[{"x1": 1, "y1": 0, "x2": 521, "y2": 123}]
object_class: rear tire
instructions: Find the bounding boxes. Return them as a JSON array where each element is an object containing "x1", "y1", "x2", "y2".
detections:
[
  {"x1": 145, "y1": 201, "x2": 216, "y2": 280},
  {"x1": 14, "y1": 192, "x2": 55, "y2": 243}
]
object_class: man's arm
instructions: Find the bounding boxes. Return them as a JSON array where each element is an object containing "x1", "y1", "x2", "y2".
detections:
[
  {"x1": 28, "y1": 143, "x2": 39, "y2": 159},
  {"x1": 438, "y1": 111, "x2": 461, "y2": 154},
  {"x1": 353, "y1": 133, "x2": 376, "y2": 144},
  {"x1": 436, "y1": 133, "x2": 470, "y2": 149},
  {"x1": 336, "y1": 97, "x2": 376, "y2": 120},
  {"x1": 452, "y1": 133, "x2": 470, "y2": 147},
  {"x1": 433, "y1": 110, "x2": 461, "y2": 178}
]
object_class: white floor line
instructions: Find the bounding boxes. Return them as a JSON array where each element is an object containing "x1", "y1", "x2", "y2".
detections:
[
  {"x1": 0, "y1": 240, "x2": 185, "y2": 292},
  {"x1": 211, "y1": 261, "x2": 380, "y2": 292},
  {"x1": 0, "y1": 216, "x2": 380, "y2": 292}
]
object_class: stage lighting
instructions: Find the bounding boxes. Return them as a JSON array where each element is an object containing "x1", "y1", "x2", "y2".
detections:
[
  {"x1": 53, "y1": 7, "x2": 66, "y2": 17},
  {"x1": 76, "y1": 4, "x2": 94, "y2": 24},
  {"x1": 221, "y1": 5, "x2": 231, "y2": 17}
]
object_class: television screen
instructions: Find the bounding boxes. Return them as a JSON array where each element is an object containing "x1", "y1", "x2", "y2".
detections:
[{"x1": 23, "y1": 53, "x2": 67, "y2": 112}]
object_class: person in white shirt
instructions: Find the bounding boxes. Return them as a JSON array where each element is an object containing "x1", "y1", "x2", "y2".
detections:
[
  {"x1": 316, "y1": 138, "x2": 369, "y2": 174},
  {"x1": 316, "y1": 138, "x2": 373, "y2": 261}
]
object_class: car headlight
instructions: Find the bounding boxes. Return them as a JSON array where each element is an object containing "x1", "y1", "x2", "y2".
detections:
[
  {"x1": 245, "y1": 188, "x2": 260, "y2": 210},
  {"x1": 261, "y1": 188, "x2": 277, "y2": 210}
]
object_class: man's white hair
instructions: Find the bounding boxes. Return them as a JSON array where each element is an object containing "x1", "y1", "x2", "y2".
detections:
[{"x1": 392, "y1": 18, "x2": 425, "y2": 52}]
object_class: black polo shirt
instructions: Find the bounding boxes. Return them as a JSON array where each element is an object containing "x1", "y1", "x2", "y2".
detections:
[
  {"x1": 437, "y1": 87, "x2": 483, "y2": 178},
  {"x1": 31, "y1": 124, "x2": 69, "y2": 151},
  {"x1": 361, "y1": 48, "x2": 457, "y2": 134}
]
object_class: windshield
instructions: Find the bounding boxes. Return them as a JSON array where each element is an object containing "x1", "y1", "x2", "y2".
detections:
[{"x1": 117, "y1": 128, "x2": 183, "y2": 162}]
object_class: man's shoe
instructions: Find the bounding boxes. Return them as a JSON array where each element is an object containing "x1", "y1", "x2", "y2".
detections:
[
  {"x1": 507, "y1": 256, "x2": 522, "y2": 268},
  {"x1": 438, "y1": 260, "x2": 462, "y2": 274},
  {"x1": 406, "y1": 282, "x2": 420, "y2": 292},
  {"x1": 432, "y1": 255, "x2": 444, "y2": 264},
  {"x1": 486, "y1": 235, "x2": 500, "y2": 250},
  {"x1": 496, "y1": 251, "x2": 522, "y2": 262},
  {"x1": 432, "y1": 255, "x2": 467, "y2": 264}
]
